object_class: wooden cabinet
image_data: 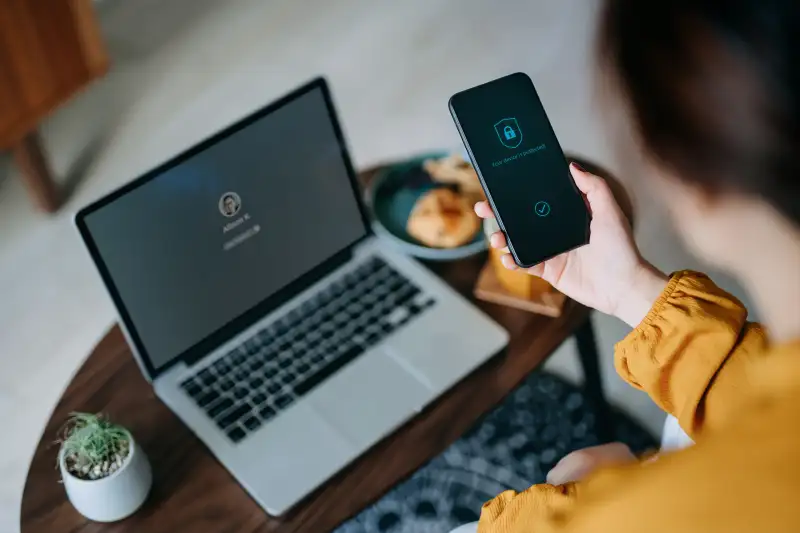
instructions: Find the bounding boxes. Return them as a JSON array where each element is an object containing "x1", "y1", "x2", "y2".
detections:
[{"x1": 0, "y1": 0, "x2": 109, "y2": 211}]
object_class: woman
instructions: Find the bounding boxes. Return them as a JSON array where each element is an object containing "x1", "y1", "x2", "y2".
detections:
[{"x1": 454, "y1": 1, "x2": 800, "y2": 532}]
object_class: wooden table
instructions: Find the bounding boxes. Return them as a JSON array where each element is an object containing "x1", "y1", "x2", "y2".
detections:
[{"x1": 21, "y1": 162, "x2": 623, "y2": 533}]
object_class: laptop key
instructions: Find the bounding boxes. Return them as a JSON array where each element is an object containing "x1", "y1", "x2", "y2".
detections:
[
  {"x1": 294, "y1": 345, "x2": 365, "y2": 396},
  {"x1": 267, "y1": 382, "x2": 282, "y2": 394},
  {"x1": 207, "y1": 397, "x2": 233, "y2": 418},
  {"x1": 396, "y1": 291, "x2": 419, "y2": 307},
  {"x1": 226, "y1": 426, "x2": 246, "y2": 443},
  {"x1": 385, "y1": 306, "x2": 410, "y2": 326},
  {"x1": 197, "y1": 390, "x2": 219, "y2": 407},
  {"x1": 243, "y1": 416, "x2": 262, "y2": 431},
  {"x1": 244, "y1": 338, "x2": 258, "y2": 350},
  {"x1": 364, "y1": 331, "x2": 382, "y2": 345},
  {"x1": 217, "y1": 404, "x2": 251, "y2": 428},
  {"x1": 252, "y1": 392, "x2": 267, "y2": 405},
  {"x1": 259, "y1": 405, "x2": 277, "y2": 421},
  {"x1": 199, "y1": 372, "x2": 217, "y2": 387},
  {"x1": 233, "y1": 387, "x2": 248, "y2": 400},
  {"x1": 182, "y1": 381, "x2": 202, "y2": 397},
  {"x1": 330, "y1": 284, "x2": 345, "y2": 298},
  {"x1": 218, "y1": 379, "x2": 234, "y2": 392},
  {"x1": 274, "y1": 394, "x2": 294, "y2": 409}
]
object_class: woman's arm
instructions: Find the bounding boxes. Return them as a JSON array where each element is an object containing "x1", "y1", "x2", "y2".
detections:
[
  {"x1": 615, "y1": 271, "x2": 768, "y2": 438},
  {"x1": 475, "y1": 273, "x2": 769, "y2": 532}
]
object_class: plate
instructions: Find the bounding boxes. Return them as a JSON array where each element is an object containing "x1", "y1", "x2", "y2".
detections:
[{"x1": 367, "y1": 154, "x2": 487, "y2": 261}]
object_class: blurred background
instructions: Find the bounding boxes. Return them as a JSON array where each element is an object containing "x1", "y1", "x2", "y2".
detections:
[{"x1": 0, "y1": 0, "x2": 755, "y2": 530}]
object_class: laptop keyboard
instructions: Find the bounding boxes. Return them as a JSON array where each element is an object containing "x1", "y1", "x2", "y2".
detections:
[{"x1": 179, "y1": 256, "x2": 436, "y2": 443}]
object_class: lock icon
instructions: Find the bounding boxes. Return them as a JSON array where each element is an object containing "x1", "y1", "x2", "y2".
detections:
[{"x1": 503, "y1": 125, "x2": 517, "y2": 140}]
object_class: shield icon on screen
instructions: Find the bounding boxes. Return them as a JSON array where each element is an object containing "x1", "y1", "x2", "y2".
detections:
[{"x1": 494, "y1": 117, "x2": 523, "y2": 149}]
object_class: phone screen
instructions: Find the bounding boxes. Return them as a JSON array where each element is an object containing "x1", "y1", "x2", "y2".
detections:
[{"x1": 450, "y1": 72, "x2": 589, "y2": 267}]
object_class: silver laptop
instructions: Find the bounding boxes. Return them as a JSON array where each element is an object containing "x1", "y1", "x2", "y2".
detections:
[{"x1": 76, "y1": 78, "x2": 508, "y2": 515}]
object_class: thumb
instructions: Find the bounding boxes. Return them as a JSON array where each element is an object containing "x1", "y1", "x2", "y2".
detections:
[
  {"x1": 570, "y1": 162, "x2": 616, "y2": 215},
  {"x1": 570, "y1": 162, "x2": 603, "y2": 196}
]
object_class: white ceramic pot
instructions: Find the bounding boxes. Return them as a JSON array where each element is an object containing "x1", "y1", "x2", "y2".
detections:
[{"x1": 59, "y1": 433, "x2": 152, "y2": 522}]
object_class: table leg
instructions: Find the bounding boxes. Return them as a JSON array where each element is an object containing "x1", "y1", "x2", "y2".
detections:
[
  {"x1": 574, "y1": 316, "x2": 615, "y2": 443},
  {"x1": 12, "y1": 130, "x2": 61, "y2": 213}
]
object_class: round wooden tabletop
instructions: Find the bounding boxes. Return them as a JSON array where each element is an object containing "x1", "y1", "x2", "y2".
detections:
[{"x1": 20, "y1": 159, "x2": 630, "y2": 533}]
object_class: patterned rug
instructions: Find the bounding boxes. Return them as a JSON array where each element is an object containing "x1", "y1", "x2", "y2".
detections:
[{"x1": 336, "y1": 370, "x2": 657, "y2": 533}]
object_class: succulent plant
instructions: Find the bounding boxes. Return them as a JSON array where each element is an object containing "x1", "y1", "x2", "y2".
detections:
[{"x1": 57, "y1": 413, "x2": 130, "y2": 480}]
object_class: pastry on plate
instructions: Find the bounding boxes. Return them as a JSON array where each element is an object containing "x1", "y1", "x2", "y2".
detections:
[
  {"x1": 407, "y1": 188, "x2": 480, "y2": 248},
  {"x1": 423, "y1": 154, "x2": 485, "y2": 201}
]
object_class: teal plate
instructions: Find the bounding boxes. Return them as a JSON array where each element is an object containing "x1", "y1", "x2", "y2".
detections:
[{"x1": 367, "y1": 154, "x2": 487, "y2": 261}]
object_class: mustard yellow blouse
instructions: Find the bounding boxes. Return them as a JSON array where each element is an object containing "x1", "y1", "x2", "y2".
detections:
[{"x1": 478, "y1": 271, "x2": 800, "y2": 533}]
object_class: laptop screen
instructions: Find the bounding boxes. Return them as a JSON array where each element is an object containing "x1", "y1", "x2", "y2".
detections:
[{"x1": 81, "y1": 84, "x2": 367, "y2": 372}]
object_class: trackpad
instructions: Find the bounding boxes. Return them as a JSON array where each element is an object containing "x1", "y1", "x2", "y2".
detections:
[{"x1": 308, "y1": 350, "x2": 434, "y2": 449}]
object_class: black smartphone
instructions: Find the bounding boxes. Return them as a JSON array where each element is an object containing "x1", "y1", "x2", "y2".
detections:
[{"x1": 449, "y1": 72, "x2": 590, "y2": 268}]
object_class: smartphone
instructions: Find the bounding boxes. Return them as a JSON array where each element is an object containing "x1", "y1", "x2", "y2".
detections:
[{"x1": 449, "y1": 72, "x2": 590, "y2": 268}]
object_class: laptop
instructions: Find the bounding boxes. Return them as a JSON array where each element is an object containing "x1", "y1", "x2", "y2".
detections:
[{"x1": 75, "y1": 78, "x2": 509, "y2": 515}]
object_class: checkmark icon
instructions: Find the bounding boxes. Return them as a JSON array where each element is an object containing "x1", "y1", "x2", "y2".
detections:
[{"x1": 534, "y1": 201, "x2": 551, "y2": 217}]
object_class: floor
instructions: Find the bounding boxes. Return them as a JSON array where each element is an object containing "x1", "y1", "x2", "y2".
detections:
[{"x1": 0, "y1": 1, "x2": 756, "y2": 530}]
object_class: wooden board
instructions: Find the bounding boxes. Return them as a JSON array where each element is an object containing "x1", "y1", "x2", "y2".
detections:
[{"x1": 474, "y1": 261, "x2": 566, "y2": 317}]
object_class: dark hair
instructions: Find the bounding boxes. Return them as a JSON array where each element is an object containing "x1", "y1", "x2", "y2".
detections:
[{"x1": 599, "y1": 0, "x2": 800, "y2": 224}]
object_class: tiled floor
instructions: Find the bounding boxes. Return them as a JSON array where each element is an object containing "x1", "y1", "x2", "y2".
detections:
[{"x1": 0, "y1": 1, "x2": 755, "y2": 530}]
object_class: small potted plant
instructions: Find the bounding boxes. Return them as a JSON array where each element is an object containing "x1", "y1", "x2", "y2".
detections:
[{"x1": 57, "y1": 413, "x2": 152, "y2": 522}]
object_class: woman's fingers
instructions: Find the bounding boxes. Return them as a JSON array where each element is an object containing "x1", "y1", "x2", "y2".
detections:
[
  {"x1": 498, "y1": 253, "x2": 547, "y2": 277},
  {"x1": 489, "y1": 232, "x2": 507, "y2": 249},
  {"x1": 491, "y1": 232, "x2": 546, "y2": 276},
  {"x1": 474, "y1": 201, "x2": 494, "y2": 219},
  {"x1": 500, "y1": 254, "x2": 519, "y2": 270},
  {"x1": 547, "y1": 443, "x2": 635, "y2": 485}
]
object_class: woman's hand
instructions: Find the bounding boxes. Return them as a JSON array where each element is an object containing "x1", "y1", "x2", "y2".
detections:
[
  {"x1": 546, "y1": 442, "x2": 637, "y2": 485},
  {"x1": 476, "y1": 163, "x2": 668, "y2": 327}
]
